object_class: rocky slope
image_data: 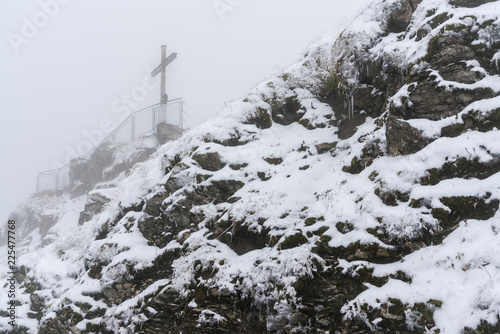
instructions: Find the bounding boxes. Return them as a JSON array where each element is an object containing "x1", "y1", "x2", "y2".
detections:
[
  {"x1": 0, "y1": 134, "x2": 175, "y2": 249},
  {"x1": 1, "y1": 0, "x2": 500, "y2": 333}
]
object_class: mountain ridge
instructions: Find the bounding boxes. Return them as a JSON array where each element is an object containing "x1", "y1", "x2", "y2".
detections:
[{"x1": 2, "y1": 0, "x2": 500, "y2": 333}]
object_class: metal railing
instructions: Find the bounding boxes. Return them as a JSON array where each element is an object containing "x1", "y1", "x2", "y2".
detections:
[{"x1": 36, "y1": 98, "x2": 185, "y2": 194}]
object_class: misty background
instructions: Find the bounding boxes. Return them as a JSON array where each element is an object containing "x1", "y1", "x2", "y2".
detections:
[{"x1": 0, "y1": 0, "x2": 370, "y2": 226}]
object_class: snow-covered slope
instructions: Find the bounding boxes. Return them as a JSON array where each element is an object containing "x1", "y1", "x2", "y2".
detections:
[{"x1": 1, "y1": 0, "x2": 500, "y2": 333}]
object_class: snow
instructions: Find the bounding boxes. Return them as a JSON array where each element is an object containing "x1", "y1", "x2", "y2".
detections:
[
  {"x1": 1, "y1": 0, "x2": 500, "y2": 333},
  {"x1": 342, "y1": 212, "x2": 500, "y2": 332},
  {"x1": 197, "y1": 309, "x2": 226, "y2": 326}
]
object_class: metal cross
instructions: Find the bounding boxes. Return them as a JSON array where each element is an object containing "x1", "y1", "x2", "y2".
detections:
[{"x1": 151, "y1": 45, "x2": 177, "y2": 104}]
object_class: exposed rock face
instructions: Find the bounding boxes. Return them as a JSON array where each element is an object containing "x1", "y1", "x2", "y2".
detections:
[
  {"x1": 4, "y1": 1, "x2": 500, "y2": 334},
  {"x1": 324, "y1": 0, "x2": 499, "y2": 128},
  {"x1": 386, "y1": 116, "x2": 427, "y2": 155},
  {"x1": 69, "y1": 128, "x2": 182, "y2": 200},
  {"x1": 387, "y1": 0, "x2": 423, "y2": 33},
  {"x1": 192, "y1": 152, "x2": 226, "y2": 171},
  {"x1": 69, "y1": 138, "x2": 158, "y2": 197},
  {"x1": 450, "y1": 0, "x2": 497, "y2": 7},
  {"x1": 0, "y1": 196, "x2": 66, "y2": 248},
  {"x1": 78, "y1": 190, "x2": 112, "y2": 225},
  {"x1": 140, "y1": 177, "x2": 244, "y2": 249},
  {"x1": 156, "y1": 122, "x2": 184, "y2": 145}
]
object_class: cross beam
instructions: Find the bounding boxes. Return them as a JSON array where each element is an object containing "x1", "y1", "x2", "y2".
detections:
[{"x1": 151, "y1": 45, "x2": 177, "y2": 104}]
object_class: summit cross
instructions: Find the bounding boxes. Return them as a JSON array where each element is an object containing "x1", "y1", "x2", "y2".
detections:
[{"x1": 151, "y1": 45, "x2": 177, "y2": 104}]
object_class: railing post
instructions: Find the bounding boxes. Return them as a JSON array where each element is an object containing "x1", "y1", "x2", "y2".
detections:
[
  {"x1": 62, "y1": 167, "x2": 68, "y2": 189},
  {"x1": 158, "y1": 103, "x2": 167, "y2": 123},
  {"x1": 131, "y1": 114, "x2": 136, "y2": 141},
  {"x1": 179, "y1": 99, "x2": 184, "y2": 129},
  {"x1": 34, "y1": 101, "x2": 186, "y2": 194},
  {"x1": 152, "y1": 105, "x2": 157, "y2": 134}
]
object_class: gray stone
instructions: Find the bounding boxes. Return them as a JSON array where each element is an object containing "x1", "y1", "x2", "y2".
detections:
[
  {"x1": 192, "y1": 152, "x2": 226, "y2": 171},
  {"x1": 387, "y1": 0, "x2": 423, "y2": 33},
  {"x1": 316, "y1": 142, "x2": 337, "y2": 154},
  {"x1": 69, "y1": 158, "x2": 91, "y2": 198},
  {"x1": 156, "y1": 122, "x2": 184, "y2": 145},
  {"x1": 427, "y1": 33, "x2": 475, "y2": 67},
  {"x1": 78, "y1": 191, "x2": 112, "y2": 225},
  {"x1": 404, "y1": 74, "x2": 495, "y2": 120},
  {"x1": 29, "y1": 294, "x2": 44, "y2": 320},
  {"x1": 386, "y1": 116, "x2": 428, "y2": 156},
  {"x1": 439, "y1": 63, "x2": 484, "y2": 84},
  {"x1": 68, "y1": 139, "x2": 159, "y2": 199},
  {"x1": 450, "y1": 0, "x2": 496, "y2": 7}
]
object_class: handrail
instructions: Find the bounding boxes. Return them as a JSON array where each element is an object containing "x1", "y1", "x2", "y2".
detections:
[
  {"x1": 81, "y1": 103, "x2": 160, "y2": 159},
  {"x1": 36, "y1": 98, "x2": 185, "y2": 193}
]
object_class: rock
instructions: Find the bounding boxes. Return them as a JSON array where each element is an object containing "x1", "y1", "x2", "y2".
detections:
[
  {"x1": 92, "y1": 142, "x2": 115, "y2": 171},
  {"x1": 102, "y1": 281, "x2": 137, "y2": 306},
  {"x1": 139, "y1": 215, "x2": 173, "y2": 248},
  {"x1": 101, "y1": 146, "x2": 157, "y2": 182},
  {"x1": 119, "y1": 199, "x2": 145, "y2": 215},
  {"x1": 209, "y1": 180, "x2": 245, "y2": 204},
  {"x1": 449, "y1": 0, "x2": 496, "y2": 7},
  {"x1": 270, "y1": 96, "x2": 304, "y2": 126},
  {"x1": 29, "y1": 294, "x2": 44, "y2": 320},
  {"x1": 316, "y1": 142, "x2": 337, "y2": 154},
  {"x1": 140, "y1": 177, "x2": 243, "y2": 248},
  {"x1": 38, "y1": 306, "x2": 85, "y2": 334},
  {"x1": 156, "y1": 122, "x2": 184, "y2": 145},
  {"x1": 337, "y1": 112, "x2": 367, "y2": 140},
  {"x1": 427, "y1": 33, "x2": 475, "y2": 67},
  {"x1": 246, "y1": 107, "x2": 272, "y2": 129},
  {"x1": 69, "y1": 139, "x2": 158, "y2": 198},
  {"x1": 38, "y1": 318, "x2": 67, "y2": 334},
  {"x1": 353, "y1": 85, "x2": 386, "y2": 118},
  {"x1": 439, "y1": 63, "x2": 484, "y2": 84},
  {"x1": 192, "y1": 152, "x2": 226, "y2": 171},
  {"x1": 68, "y1": 158, "x2": 91, "y2": 197},
  {"x1": 386, "y1": 116, "x2": 427, "y2": 156},
  {"x1": 69, "y1": 181, "x2": 87, "y2": 198},
  {"x1": 215, "y1": 222, "x2": 269, "y2": 255},
  {"x1": 78, "y1": 190, "x2": 112, "y2": 224},
  {"x1": 387, "y1": 0, "x2": 422, "y2": 33},
  {"x1": 264, "y1": 157, "x2": 283, "y2": 165},
  {"x1": 404, "y1": 75, "x2": 495, "y2": 120},
  {"x1": 0, "y1": 203, "x2": 59, "y2": 247},
  {"x1": 143, "y1": 191, "x2": 170, "y2": 217},
  {"x1": 381, "y1": 307, "x2": 405, "y2": 321},
  {"x1": 352, "y1": 249, "x2": 370, "y2": 260}
]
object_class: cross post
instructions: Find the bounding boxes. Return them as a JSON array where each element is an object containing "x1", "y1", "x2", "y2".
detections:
[
  {"x1": 151, "y1": 45, "x2": 177, "y2": 123},
  {"x1": 160, "y1": 45, "x2": 167, "y2": 103},
  {"x1": 151, "y1": 45, "x2": 177, "y2": 104}
]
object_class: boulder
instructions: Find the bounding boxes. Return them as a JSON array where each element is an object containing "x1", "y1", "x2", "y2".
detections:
[
  {"x1": 78, "y1": 190, "x2": 112, "y2": 225},
  {"x1": 192, "y1": 152, "x2": 226, "y2": 171},
  {"x1": 387, "y1": 0, "x2": 423, "y2": 33},
  {"x1": 386, "y1": 116, "x2": 428, "y2": 156},
  {"x1": 156, "y1": 122, "x2": 184, "y2": 145},
  {"x1": 449, "y1": 0, "x2": 496, "y2": 7}
]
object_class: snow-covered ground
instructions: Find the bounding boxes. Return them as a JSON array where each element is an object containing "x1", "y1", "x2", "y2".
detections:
[{"x1": 1, "y1": 0, "x2": 500, "y2": 333}]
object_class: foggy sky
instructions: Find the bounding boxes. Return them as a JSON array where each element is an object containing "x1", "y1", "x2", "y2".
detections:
[{"x1": 0, "y1": 0, "x2": 371, "y2": 225}]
